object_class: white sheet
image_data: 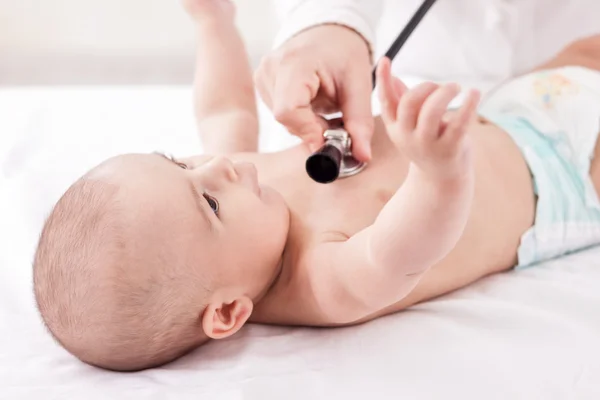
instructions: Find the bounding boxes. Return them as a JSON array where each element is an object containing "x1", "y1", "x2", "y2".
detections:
[{"x1": 1, "y1": 86, "x2": 600, "y2": 400}]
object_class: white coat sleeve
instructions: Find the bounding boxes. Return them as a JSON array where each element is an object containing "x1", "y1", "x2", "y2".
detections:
[{"x1": 272, "y1": 0, "x2": 384, "y2": 55}]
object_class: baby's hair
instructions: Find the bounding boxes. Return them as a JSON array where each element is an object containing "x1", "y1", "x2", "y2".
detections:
[{"x1": 33, "y1": 175, "x2": 208, "y2": 371}]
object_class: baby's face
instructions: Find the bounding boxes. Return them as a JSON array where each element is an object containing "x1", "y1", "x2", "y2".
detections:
[{"x1": 99, "y1": 153, "x2": 290, "y2": 299}]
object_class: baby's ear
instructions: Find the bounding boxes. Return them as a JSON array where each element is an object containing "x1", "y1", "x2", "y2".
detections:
[{"x1": 201, "y1": 296, "x2": 253, "y2": 340}]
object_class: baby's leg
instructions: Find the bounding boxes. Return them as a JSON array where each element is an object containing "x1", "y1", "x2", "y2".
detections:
[
  {"x1": 535, "y1": 34, "x2": 600, "y2": 72},
  {"x1": 182, "y1": 0, "x2": 259, "y2": 153}
]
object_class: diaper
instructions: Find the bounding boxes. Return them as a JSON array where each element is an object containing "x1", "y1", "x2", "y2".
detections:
[{"x1": 478, "y1": 66, "x2": 600, "y2": 268}]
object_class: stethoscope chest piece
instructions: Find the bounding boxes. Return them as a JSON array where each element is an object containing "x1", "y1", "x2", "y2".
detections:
[
  {"x1": 304, "y1": 0, "x2": 438, "y2": 184},
  {"x1": 305, "y1": 125, "x2": 367, "y2": 184}
]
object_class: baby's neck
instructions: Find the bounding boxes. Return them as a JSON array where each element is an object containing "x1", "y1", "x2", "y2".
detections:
[{"x1": 254, "y1": 248, "x2": 287, "y2": 306}]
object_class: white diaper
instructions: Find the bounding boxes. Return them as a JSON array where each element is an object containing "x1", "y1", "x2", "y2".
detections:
[{"x1": 479, "y1": 66, "x2": 600, "y2": 267}]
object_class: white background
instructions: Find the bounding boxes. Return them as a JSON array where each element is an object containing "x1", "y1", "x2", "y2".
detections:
[{"x1": 0, "y1": 0, "x2": 278, "y2": 85}]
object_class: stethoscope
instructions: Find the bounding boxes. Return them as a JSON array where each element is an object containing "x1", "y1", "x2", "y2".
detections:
[{"x1": 305, "y1": 0, "x2": 439, "y2": 184}]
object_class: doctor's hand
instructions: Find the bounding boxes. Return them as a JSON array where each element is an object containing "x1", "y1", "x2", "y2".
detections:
[{"x1": 255, "y1": 24, "x2": 374, "y2": 162}]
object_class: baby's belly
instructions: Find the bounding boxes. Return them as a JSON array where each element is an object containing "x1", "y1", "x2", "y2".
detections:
[{"x1": 448, "y1": 121, "x2": 535, "y2": 268}]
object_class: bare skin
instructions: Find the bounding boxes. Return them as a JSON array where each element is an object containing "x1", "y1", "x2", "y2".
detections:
[
  {"x1": 187, "y1": 109, "x2": 532, "y2": 326},
  {"x1": 177, "y1": 1, "x2": 600, "y2": 329},
  {"x1": 180, "y1": 1, "x2": 600, "y2": 329}
]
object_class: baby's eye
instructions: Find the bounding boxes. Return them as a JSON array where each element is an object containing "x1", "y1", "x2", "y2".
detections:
[
  {"x1": 157, "y1": 152, "x2": 188, "y2": 169},
  {"x1": 203, "y1": 192, "x2": 219, "y2": 215},
  {"x1": 169, "y1": 156, "x2": 188, "y2": 169}
]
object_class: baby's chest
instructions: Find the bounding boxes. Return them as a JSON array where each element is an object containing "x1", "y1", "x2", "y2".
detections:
[{"x1": 284, "y1": 164, "x2": 407, "y2": 241}]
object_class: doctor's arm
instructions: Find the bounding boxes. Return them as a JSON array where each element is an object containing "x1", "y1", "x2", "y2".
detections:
[{"x1": 307, "y1": 60, "x2": 480, "y2": 323}]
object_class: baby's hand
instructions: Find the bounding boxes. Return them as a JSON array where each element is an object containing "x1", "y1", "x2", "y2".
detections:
[
  {"x1": 180, "y1": 0, "x2": 235, "y2": 23},
  {"x1": 376, "y1": 58, "x2": 480, "y2": 181}
]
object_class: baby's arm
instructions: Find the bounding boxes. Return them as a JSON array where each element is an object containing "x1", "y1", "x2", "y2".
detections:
[
  {"x1": 309, "y1": 59, "x2": 480, "y2": 323},
  {"x1": 182, "y1": 0, "x2": 259, "y2": 153}
]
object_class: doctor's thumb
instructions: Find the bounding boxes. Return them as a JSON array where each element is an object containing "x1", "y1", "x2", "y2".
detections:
[
  {"x1": 339, "y1": 69, "x2": 375, "y2": 162},
  {"x1": 344, "y1": 118, "x2": 374, "y2": 162}
]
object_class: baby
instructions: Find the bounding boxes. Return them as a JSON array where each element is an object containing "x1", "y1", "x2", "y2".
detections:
[{"x1": 33, "y1": 0, "x2": 600, "y2": 371}]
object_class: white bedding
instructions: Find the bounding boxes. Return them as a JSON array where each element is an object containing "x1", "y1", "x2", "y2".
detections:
[{"x1": 1, "y1": 86, "x2": 600, "y2": 400}]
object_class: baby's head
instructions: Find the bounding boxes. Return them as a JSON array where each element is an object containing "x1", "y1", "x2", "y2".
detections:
[{"x1": 33, "y1": 153, "x2": 289, "y2": 371}]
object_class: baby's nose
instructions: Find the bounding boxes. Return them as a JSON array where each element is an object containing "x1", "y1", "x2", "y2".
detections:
[
  {"x1": 233, "y1": 161, "x2": 258, "y2": 178},
  {"x1": 206, "y1": 156, "x2": 238, "y2": 181}
]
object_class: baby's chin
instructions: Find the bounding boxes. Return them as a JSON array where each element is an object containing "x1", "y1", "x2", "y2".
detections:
[
  {"x1": 259, "y1": 184, "x2": 289, "y2": 216},
  {"x1": 259, "y1": 183, "x2": 284, "y2": 204}
]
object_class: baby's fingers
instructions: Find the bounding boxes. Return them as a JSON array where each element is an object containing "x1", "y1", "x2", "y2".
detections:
[
  {"x1": 397, "y1": 82, "x2": 439, "y2": 134},
  {"x1": 376, "y1": 58, "x2": 405, "y2": 122},
  {"x1": 443, "y1": 89, "x2": 481, "y2": 144},
  {"x1": 392, "y1": 78, "x2": 407, "y2": 98},
  {"x1": 416, "y1": 83, "x2": 461, "y2": 140}
]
